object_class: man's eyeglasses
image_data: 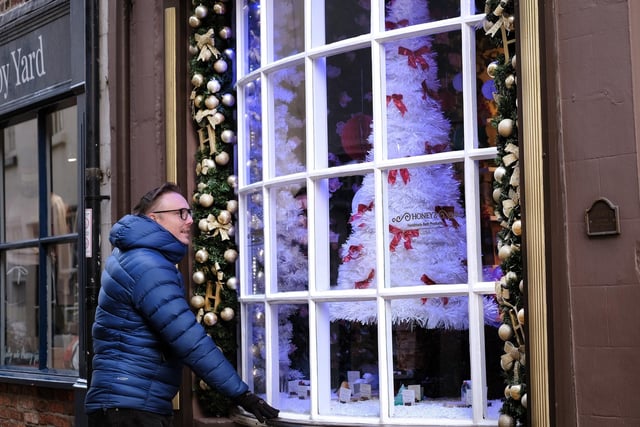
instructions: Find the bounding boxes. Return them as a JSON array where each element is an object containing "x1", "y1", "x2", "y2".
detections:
[{"x1": 152, "y1": 208, "x2": 193, "y2": 221}]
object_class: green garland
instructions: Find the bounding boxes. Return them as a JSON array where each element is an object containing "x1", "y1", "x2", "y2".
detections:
[
  {"x1": 187, "y1": 0, "x2": 240, "y2": 417},
  {"x1": 483, "y1": 1, "x2": 527, "y2": 426}
]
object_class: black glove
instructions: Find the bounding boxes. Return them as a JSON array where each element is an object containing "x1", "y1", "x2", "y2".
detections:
[{"x1": 233, "y1": 391, "x2": 279, "y2": 423}]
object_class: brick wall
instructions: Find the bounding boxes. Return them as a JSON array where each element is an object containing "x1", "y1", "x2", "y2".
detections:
[{"x1": 0, "y1": 383, "x2": 74, "y2": 427}]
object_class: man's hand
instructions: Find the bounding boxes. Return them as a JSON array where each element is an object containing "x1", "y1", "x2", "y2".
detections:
[{"x1": 233, "y1": 391, "x2": 280, "y2": 423}]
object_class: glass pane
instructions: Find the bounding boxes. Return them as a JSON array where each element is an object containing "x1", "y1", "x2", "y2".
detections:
[
  {"x1": 245, "y1": 0, "x2": 261, "y2": 72},
  {"x1": 50, "y1": 105, "x2": 78, "y2": 236},
  {"x1": 50, "y1": 242, "x2": 79, "y2": 371},
  {"x1": 3, "y1": 249, "x2": 39, "y2": 367},
  {"x1": 325, "y1": 308, "x2": 380, "y2": 417},
  {"x1": 273, "y1": 0, "x2": 304, "y2": 60},
  {"x1": 278, "y1": 303, "x2": 310, "y2": 414},
  {"x1": 4, "y1": 118, "x2": 39, "y2": 242},
  {"x1": 384, "y1": 31, "x2": 462, "y2": 159},
  {"x1": 386, "y1": 0, "x2": 459, "y2": 27},
  {"x1": 274, "y1": 184, "x2": 308, "y2": 292},
  {"x1": 247, "y1": 303, "x2": 267, "y2": 394},
  {"x1": 246, "y1": 190, "x2": 265, "y2": 294},
  {"x1": 479, "y1": 159, "x2": 503, "y2": 281},
  {"x1": 390, "y1": 298, "x2": 471, "y2": 419},
  {"x1": 477, "y1": 27, "x2": 500, "y2": 148},
  {"x1": 484, "y1": 297, "x2": 503, "y2": 421},
  {"x1": 244, "y1": 78, "x2": 263, "y2": 184},
  {"x1": 326, "y1": 49, "x2": 373, "y2": 165},
  {"x1": 273, "y1": 64, "x2": 307, "y2": 176},
  {"x1": 325, "y1": 0, "x2": 370, "y2": 44}
]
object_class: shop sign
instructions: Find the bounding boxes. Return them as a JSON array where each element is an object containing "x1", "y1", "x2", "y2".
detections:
[{"x1": 0, "y1": 13, "x2": 70, "y2": 111}]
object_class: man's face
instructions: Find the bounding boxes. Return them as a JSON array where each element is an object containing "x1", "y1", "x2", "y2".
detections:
[{"x1": 148, "y1": 192, "x2": 193, "y2": 245}]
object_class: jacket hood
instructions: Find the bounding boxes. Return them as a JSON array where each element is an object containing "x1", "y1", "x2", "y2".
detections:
[{"x1": 109, "y1": 214, "x2": 188, "y2": 264}]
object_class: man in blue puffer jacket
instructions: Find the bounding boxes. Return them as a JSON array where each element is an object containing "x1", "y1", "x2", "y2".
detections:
[{"x1": 85, "y1": 183, "x2": 279, "y2": 427}]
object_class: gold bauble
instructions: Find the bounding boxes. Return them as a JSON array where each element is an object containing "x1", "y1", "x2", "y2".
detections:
[
  {"x1": 494, "y1": 166, "x2": 506, "y2": 183},
  {"x1": 487, "y1": 61, "x2": 499, "y2": 79},
  {"x1": 519, "y1": 280, "x2": 524, "y2": 293},
  {"x1": 214, "y1": 59, "x2": 228, "y2": 73},
  {"x1": 203, "y1": 311, "x2": 218, "y2": 326},
  {"x1": 204, "y1": 95, "x2": 219, "y2": 110},
  {"x1": 194, "y1": 94, "x2": 204, "y2": 108},
  {"x1": 213, "y1": 112, "x2": 226, "y2": 125},
  {"x1": 521, "y1": 393, "x2": 527, "y2": 408},
  {"x1": 517, "y1": 308, "x2": 525, "y2": 325},
  {"x1": 512, "y1": 219, "x2": 522, "y2": 236},
  {"x1": 493, "y1": 188, "x2": 502, "y2": 203},
  {"x1": 207, "y1": 79, "x2": 221, "y2": 93},
  {"x1": 504, "y1": 385, "x2": 512, "y2": 399},
  {"x1": 498, "y1": 118, "x2": 515, "y2": 137},
  {"x1": 215, "y1": 151, "x2": 230, "y2": 166},
  {"x1": 219, "y1": 26, "x2": 232, "y2": 40},
  {"x1": 213, "y1": 3, "x2": 226, "y2": 14},
  {"x1": 222, "y1": 93, "x2": 236, "y2": 107},
  {"x1": 224, "y1": 248, "x2": 238, "y2": 263},
  {"x1": 195, "y1": 249, "x2": 209, "y2": 263},
  {"x1": 188, "y1": 15, "x2": 201, "y2": 28},
  {"x1": 197, "y1": 182, "x2": 207, "y2": 192},
  {"x1": 509, "y1": 384, "x2": 522, "y2": 400},
  {"x1": 498, "y1": 245, "x2": 512, "y2": 260},
  {"x1": 505, "y1": 271, "x2": 518, "y2": 284},
  {"x1": 217, "y1": 210, "x2": 232, "y2": 225},
  {"x1": 221, "y1": 129, "x2": 236, "y2": 144},
  {"x1": 194, "y1": 4, "x2": 208, "y2": 19},
  {"x1": 227, "y1": 175, "x2": 238, "y2": 188},
  {"x1": 498, "y1": 414, "x2": 515, "y2": 427},
  {"x1": 198, "y1": 218, "x2": 209, "y2": 232},
  {"x1": 192, "y1": 270, "x2": 206, "y2": 285},
  {"x1": 220, "y1": 307, "x2": 235, "y2": 321},
  {"x1": 498, "y1": 324, "x2": 513, "y2": 341},
  {"x1": 511, "y1": 55, "x2": 517, "y2": 69},
  {"x1": 226, "y1": 200, "x2": 238, "y2": 213},
  {"x1": 190, "y1": 295, "x2": 205, "y2": 309},
  {"x1": 226, "y1": 277, "x2": 238, "y2": 290},
  {"x1": 191, "y1": 73, "x2": 204, "y2": 87},
  {"x1": 505, "y1": 74, "x2": 516, "y2": 89},
  {"x1": 199, "y1": 193, "x2": 214, "y2": 208}
]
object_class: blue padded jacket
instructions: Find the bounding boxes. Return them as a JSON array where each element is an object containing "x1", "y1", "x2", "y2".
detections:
[{"x1": 85, "y1": 214, "x2": 248, "y2": 415}]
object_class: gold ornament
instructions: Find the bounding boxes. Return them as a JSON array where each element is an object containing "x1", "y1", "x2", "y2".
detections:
[
  {"x1": 198, "y1": 218, "x2": 209, "y2": 232},
  {"x1": 227, "y1": 175, "x2": 238, "y2": 188},
  {"x1": 204, "y1": 95, "x2": 219, "y2": 109},
  {"x1": 493, "y1": 188, "x2": 502, "y2": 203},
  {"x1": 498, "y1": 414, "x2": 515, "y2": 427},
  {"x1": 498, "y1": 324, "x2": 513, "y2": 341},
  {"x1": 191, "y1": 295, "x2": 205, "y2": 309},
  {"x1": 517, "y1": 308, "x2": 525, "y2": 325},
  {"x1": 224, "y1": 248, "x2": 238, "y2": 263},
  {"x1": 189, "y1": 44, "x2": 199, "y2": 56},
  {"x1": 521, "y1": 393, "x2": 527, "y2": 408},
  {"x1": 512, "y1": 219, "x2": 522, "y2": 236},
  {"x1": 203, "y1": 311, "x2": 218, "y2": 326},
  {"x1": 193, "y1": 270, "x2": 206, "y2": 285},
  {"x1": 188, "y1": 15, "x2": 201, "y2": 28},
  {"x1": 213, "y1": 2, "x2": 226, "y2": 14},
  {"x1": 505, "y1": 271, "x2": 517, "y2": 284},
  {"x1": 494, "y1": 166, "x2": 506, "y2": 183},
  {"x1": 226, "y1": 200, "x2": 238, "y2": 213},
  {"x1": 220, "y1": 307, "x2": 235, "y2": 321},
  {"x1": 487, "y1": 61, "x2": 498, "y2": 78},
  {"x1": 219, "y1": 26, "x2": 232, "y2": 40},
  {"x1": 199, "y1": 193, "x2": 214, "y2": 208},
  {"x1": 194, "y1": 94, "x2": 204, "y2": 108},
  {"x1": 221, "y1": 129, "x2": 236, "y2": 144},
  {"x1": 221, "y1": 93, "x2": 235, "y2": 107},
  {"x1": 505, "y1": 74, "x2": 516, "y2": 89},
  {"x1": 519, "y1": 280, "x2": 524, "y2": 293},
  {"x1": 215, "y1": 151, "x2": 230, "y2": 166},
  {"x1": 197, "y1": 182, "x2": 207, "y2": 192},
  {"x1": 213, "y1": 112, "x2": 226, "y2": 125},
  {"x1": 226, "y1": 277, "x2": 238, "y2": 290},
  {"x1": 217, "y1": 210, "x2": 232, "y2": 225},
  {"x1": 511, "y1": 55, "x2": 517, "y2": 69},
  {"x1": 509, "y1": 384, "x2": 522, "y2": 400},
  {"x1": 504, "y1": 385, "x2": 511, "y2": 399},
  {"x1": 498, "y1": 118, "x2": 515, "y2": 137},
  {"x1": 195, "y1": 248, "x2": 209, "y2": 263},
  {"x1": 200, "y1": 158, "x2": 216, "y2": 174},
  {"x1": 498, "y1": 244, "x2": 512, "y2": 260},
  {"x1": 191, "y1": 73, "x2": 204, "y2": 87},
  {"x1": 194, "y1": 4, "x2": 208, "y2": 19},
  {"x1": 199, "y1": 379, "x2": 210, "y2": 390},
  {"x1": 214, "y1": 59, "x2": 228, "y2": 73},
  {"x1": 207, "y1": 79, "x2": 221, "y2": 93}
]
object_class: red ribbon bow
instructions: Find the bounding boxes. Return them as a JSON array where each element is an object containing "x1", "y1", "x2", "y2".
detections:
[
  {"x1": 420, "y1": 273, "x2": 449, "y2": 305},
  {"x1": 389, "y1": 225, "x2": 419, "y2": 252},
  {"x1": 386, "y1": 94, "x2": 408, "y2": 116},
  {"x1": 349, "y1": 202, "x2": 374, "y2": 223},
  {"x1": 388, "y1": 168, "x2": 410, "y2": 185},
  {"x1": 342, "y1": 244, "x2": 364, "y2": 263},
  {"x1": 385, "y1": 19, "x2": 409, "y2": 30},
  {"x1": 355, "y1": 269, "x2": 375, "y2": 289},
  {"x1": 398, "y1": 45, "x2": 431, "y2": 71}
]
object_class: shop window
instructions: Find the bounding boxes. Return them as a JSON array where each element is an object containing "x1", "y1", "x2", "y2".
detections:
[
  {"x1": 0, "y1": 102, "x2": 79, "y2": 374},
  {"x1": 237, "y1": 0, "x2": 501, "y2": 424}
]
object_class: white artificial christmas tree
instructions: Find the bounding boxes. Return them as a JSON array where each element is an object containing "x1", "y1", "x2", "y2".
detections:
[{"x1": 330, "y1": 0, "x2": 498, "y2": 329}]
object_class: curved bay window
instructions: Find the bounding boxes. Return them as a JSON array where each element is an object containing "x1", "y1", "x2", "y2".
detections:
[
  {"x1": 237, "y1": 0, "x2": 503, "y2": 425},
  {"x1": 1, "y1": 101, "x2": 79, "y2": 375}
]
